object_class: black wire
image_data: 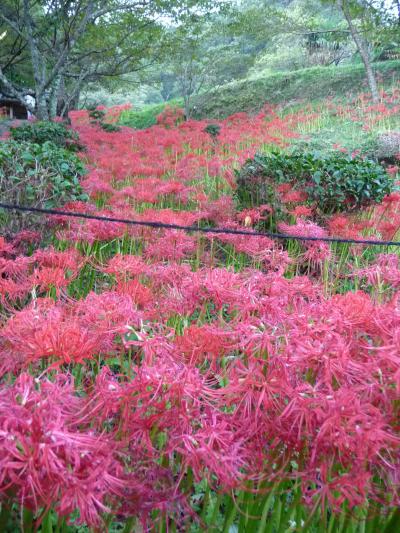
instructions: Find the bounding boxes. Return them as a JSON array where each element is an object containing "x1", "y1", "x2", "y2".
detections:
[{"x1": 1, "y1": 202, "x2": 399, "y2": 247}]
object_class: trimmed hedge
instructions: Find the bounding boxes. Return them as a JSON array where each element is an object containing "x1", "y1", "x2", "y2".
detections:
[{"x1": 237, "y1": 150, "x2": 393, "y2": 214}]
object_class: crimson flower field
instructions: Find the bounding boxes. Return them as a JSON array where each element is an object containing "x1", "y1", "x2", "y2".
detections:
[{"x1": 0, "y1": 95, "x2": 400, "y2": 532}]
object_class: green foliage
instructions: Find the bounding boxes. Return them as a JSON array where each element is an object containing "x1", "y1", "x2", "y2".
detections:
[
  {"x1": 88, "y1": 109, "x2": 106, "y2": 120},
  {"x1": 193, "y1": 60, "x2": 400, "y2": 118},
  {"x1": 185, "y1": 480, "x2": 400, "y2": 533},
  {"x1": 0, "y1": 140, "x2": 87, "y2": 233},
  {"x1": 10, "y1": 121, "x2": 81, "y2": 151},
  {"x1": 87, "y1": 110, "x2": 122, "y2": 132},
  {"x1": 99, "y1": 122, "x2": 121, "y2": 132},
  {"x1": 204, "y1": 123, "x2": 221, "y2": 138},
  {"x1": 237, "y1": 150, "x2": 393, "y2": 213}
]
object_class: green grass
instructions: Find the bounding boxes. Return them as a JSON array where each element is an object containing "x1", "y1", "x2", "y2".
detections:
[
  {"x1": 192, "y1": 60, "x2": 400, "y2": 119},
  {"x1": 117, "y1": 61, "x2": 400, "y2": 128},
  {"x1": 119, "y1": 98, "x2": 183, "y2": 129},
  {"x1": 282, "y1": 88, "x2": 400, "y2": 155}
]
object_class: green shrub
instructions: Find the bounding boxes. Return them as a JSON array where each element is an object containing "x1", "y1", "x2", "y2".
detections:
[
  {"x1": 99, "y1": 122, "x2": 121, "y2": 132},
  {"x1": 0, "y1": 140, "x2": 88, "y2": 233},
  {"x1": 88, "y1": 109, "x2": 106, "y2": 120},
  {"x1": 237, "y1": 150, "x2": 393, "y2": 214},
  {"x1": 10, "y1": 121, "x2": 81, "y2": 151},
  {"x1": 204, "y1": 124, "x2": 221, "y2": 139}
]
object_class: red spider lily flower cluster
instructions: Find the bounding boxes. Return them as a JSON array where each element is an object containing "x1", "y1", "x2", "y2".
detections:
[
  {"x1": 156, "y1": 105, "x2": 185, "y2": 128},
  {"x1": 1, "y1": 241, "x2": 399, "y2": 525},
  {"x1": 0, "y1": 96, "x2": 400, "y2": 528},
  {"x1": 0, "y1": 373, "x2": 186, "y2": 527}
]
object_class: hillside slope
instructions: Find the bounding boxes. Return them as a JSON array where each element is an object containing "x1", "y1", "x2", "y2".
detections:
[
  {"x1": 192, "y1": 60, "x2": 400, "y2": 119},
  {"x1": 118, "y1": 60, "x2": 400, "y2": 129}
]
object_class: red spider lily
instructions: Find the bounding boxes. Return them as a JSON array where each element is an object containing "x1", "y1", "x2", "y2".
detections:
[
  {"x1": 281, "y1": 190, "x2": 309, "y2": 204},
  {"x1": 1, "y1": 97, "x2": 400, "y2": 526},
  {"x1": 115, "y1": 279, "x2": 154, "y2": 309},
  {"x1": 174, "y1": 324, "x2": 238, "y2": 368},
  {"x1": 0, "y1": 291, "x2": 142, "y2": 373},
  {"x1": 236, "y1": 205, "x2": 273, "y2": 226},
  {"x1": 0, "y1": 374, "x2": 126, "y2": 526},
  {"x1": 31, "y1": 266, "x2": 75, "y2": 294},
  {"x1": 0, "y1": 372, "x2": 187, "y2": 527},
  {"x1": 144, "y1": 230, "x2": 197, "y2": 262},
  {"x1": 279, "y1": 220, "x2": 332, "y2": 265},
  {"x1": 173, "y1": 409, "x2": 247, "y2": 489},
  {"x1": 387, "y1": 165, "x2": 399, "y2": 176},
  {"x1": 102, "y1": 253, "x2": 148, "y2": 279},
  {"x1": 0, "y1": 301, "x2": 103, "y2": 373},
  {"x1": 290, "y1": 205, "x2": 314, "y2": 218},
  {"x1": 352, "y1": 254, "x2": 400, "y2": 289},
  {"x1": 0, "y1": 237, "x2": 15, "y2": 256},
  {"x1": 12, "y1": 230, "x2": 41, "y2": 246}
]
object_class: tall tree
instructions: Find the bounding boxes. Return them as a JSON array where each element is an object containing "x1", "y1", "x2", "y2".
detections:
[
  {"x1": 337, "y1": 0, "x2": 379, "y2": 102},
  {"x1": 147, "y1": 8, "x2": 255, "y2": 117},
  {"x1": 0, "y1": 1, "x2": 215, "y2": 119},
  {"x1": 169, "y1": 25, "x2": 246, "y2": 117}
]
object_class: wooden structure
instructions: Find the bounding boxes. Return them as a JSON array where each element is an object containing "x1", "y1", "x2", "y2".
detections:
[{"x1": 0, "y1": 96, "x2": 29, "y2": 119}]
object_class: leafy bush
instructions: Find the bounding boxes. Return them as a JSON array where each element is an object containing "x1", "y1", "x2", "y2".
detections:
[
  {"x1": 204, "y1": 123, "x2": 221, "y2": 139},
  {"x1": 99, "y1": 122, "x2": 121, "y2": 133},
  {"x1": 119, "y1": 106, "x2": 160, "y2": 129},
  {"x1": 237, "y1": 150, "x2": 393, "y2": 214},
  {"x1": 88, "y1": 109, "x2": 106, "y2": 120},
  {"x1": 0, "y1": 140, "x2": 87, "y2": 233},
  {"x1": 10, "y1": 121, "x2": 81, "y2": 151}
]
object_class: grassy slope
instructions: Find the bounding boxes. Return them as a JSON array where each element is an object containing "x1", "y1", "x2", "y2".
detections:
[
  {"x1": 119, "y1": 98, "x2": 183, "y2": 130},
  {"x1": 119, "y1": 61, "x2": 400, "y2": 129},
  {"x1": 193, "y1": 60, "x2": 400, "y2": 119}
]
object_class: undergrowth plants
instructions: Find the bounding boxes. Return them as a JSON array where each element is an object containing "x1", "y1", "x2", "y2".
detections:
[
  {"x1": 10, "y1": 120, "x2": 82, "y2": 151},
  {"x1": 236, "y1": 150, "x2": 393, "y2": 215},
  {"x1": 0, "y1": 97, "x2": 399, "y2": 532},
  {"x1": 0, "y1": 140, "x2": 87, "y2": 234}
]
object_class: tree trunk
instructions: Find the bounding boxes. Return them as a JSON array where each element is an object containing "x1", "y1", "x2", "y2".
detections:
[
  {"x1": 183, "y1": 95, "x2": 191, "y2": 120},
  {"x1": 59, "y1": 71, "x2": 88, "y2": 117},
  {"x1": 338, "y1": 0, "x2": 379, "y2": 103},
  {"x1": 396, "y1": 0, "x2": 400, "y2": 25},
  {"x1": 59, "y1": 85, "x2": 81, "y2": 118},
  {"x1": 48, "y1": 75, "x2": 62, "y2": 119},
  {"x1": 69, "y1": 88, "x2": 81, "y2": 112},
  {"x1": 35, "y1": 94, "x2": 49, "y2": 120}
]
